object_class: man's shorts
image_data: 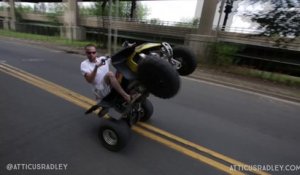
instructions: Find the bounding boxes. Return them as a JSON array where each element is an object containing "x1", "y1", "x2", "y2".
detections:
[{"x1": 94, "y1": 81, "x2": 111, "y2": 102}]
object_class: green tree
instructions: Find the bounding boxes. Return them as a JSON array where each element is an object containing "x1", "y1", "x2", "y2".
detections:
[
  {"x1": 242, "y1": 0, "x2": 300, "y2": 38},
  {"x1": 136, "y1": 2, "x2": 149, "y2": 20},
  {"x1": 175, "y1": 18, "x2": 200, "y2": 27},
  {"x1": 47, "y1": 3, "x2": 65, "y2": 15},
  {"x1": 15, "y1": 4, "x2": 34, "y2": 13},
  {"x1": 14, "y1": 4, "x2": 34, "y2": 22},
  {"x1": 85, "y1": 0, "x2": 148, "y2": 19}
]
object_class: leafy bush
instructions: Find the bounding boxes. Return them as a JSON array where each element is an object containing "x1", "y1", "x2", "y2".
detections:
[{"x1": 211, "y1": 42, "x2": 240, "y2": 66}]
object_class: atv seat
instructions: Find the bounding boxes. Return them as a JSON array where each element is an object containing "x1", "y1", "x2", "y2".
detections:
[{"x1": 111, "y1": 46, "x2": 137, "y2": 81}]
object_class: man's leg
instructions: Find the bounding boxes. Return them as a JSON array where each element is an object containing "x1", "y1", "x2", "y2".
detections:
[{"x1": 105, "y1": 71, "x2": 131, "y2": 102}]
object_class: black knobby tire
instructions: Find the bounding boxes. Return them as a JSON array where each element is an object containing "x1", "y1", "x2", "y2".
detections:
[
  {"x1": 173, "y1": 46, "x2": 197, "y2": 76},
  {"x1": 139, "y1": 99, "x2": 154, "y2": 122},
  {"x1": 138, "y1": 56, "x2": 180, "y2": 99},
  {"x1": 98, "y1": 118, "x2": 131, "y2": 152}
]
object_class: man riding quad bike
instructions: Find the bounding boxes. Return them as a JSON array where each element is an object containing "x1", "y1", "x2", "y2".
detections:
[{"x1": 85, "y1": 42, "x2": 197, "y2": 152}]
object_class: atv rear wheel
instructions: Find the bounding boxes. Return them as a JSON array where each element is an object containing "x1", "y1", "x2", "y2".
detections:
[
  {"x1": 98, "y1": 118, "x2": 131, "y2": 152},
  {"x1": 139, "y1": 99, "x2": 153, "y2": 122},
  {"x1": 173, "y1": 46, "x2": 197, "y2": 76},
  {"x1": 138, "y1": 56, "x2": 180, "y2": 99}
]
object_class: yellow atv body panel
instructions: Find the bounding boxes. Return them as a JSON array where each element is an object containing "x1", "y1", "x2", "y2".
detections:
[{"x1": 127, "y1": 43, "x2": 162, "y2": 72}]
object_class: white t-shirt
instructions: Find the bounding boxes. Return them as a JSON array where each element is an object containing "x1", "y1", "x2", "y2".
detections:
[{"x1": 80, "y1": 56, "x2": 111, "y2": 100}]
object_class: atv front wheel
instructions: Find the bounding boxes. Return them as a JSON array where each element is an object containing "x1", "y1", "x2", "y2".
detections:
[
  {"x1": 138, "y1": 56, "x2": 180, "y2": 99},
  {"x1": 173, "y1": 46, "x2": 197, "y2": 76},
  {"x1": 98, "y1": 118, "x2": 131, "y2": 152}
]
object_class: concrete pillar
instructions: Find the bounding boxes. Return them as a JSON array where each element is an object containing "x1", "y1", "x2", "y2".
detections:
[
  {"x1": 3, "y1": 2, "x2": 10, "y2": 30},
  {"x1": 8, "y1": 0, "x2": 16, "y2": 30},
  {"x1": 185, "y1": 0, "x2": 219, "y2": 63},
  {"x1": 3, "y1": 18, "x2": 10, "y2": 30},
  {"x1": 62, "y1": 0, "x2": 85, "y2": 40},
  {"x1": 197, "y1": 0, "x2": 218, "y2": 35},
  {"x1": 185, "y1": 34, "x2": 216, "y2": 63},
  {"x1": 3, "y1": 0, "x2": 16, "y2": 30}
]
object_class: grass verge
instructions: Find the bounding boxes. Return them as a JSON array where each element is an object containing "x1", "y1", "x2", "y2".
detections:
[
  {"x1": 0, "y1": 29, "x2": 93, "y2": 48},
  {"x1": 220, "y1": 66, "x2": 300, "y2": 88}
]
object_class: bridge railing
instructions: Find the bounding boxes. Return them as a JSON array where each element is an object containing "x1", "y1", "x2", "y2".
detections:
[
  {"x1": 79, "y1": 15, "x2": 199, "y2": 28},
  {"x1": 218, "y1": 30, "x2": 300, "y2": 51}
]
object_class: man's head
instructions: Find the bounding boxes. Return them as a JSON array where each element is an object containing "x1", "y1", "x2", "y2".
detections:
[{"x1": 85, "y1": 44, "x2": 97, "y2": 62}]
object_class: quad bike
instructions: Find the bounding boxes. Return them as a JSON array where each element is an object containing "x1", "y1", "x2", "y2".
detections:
[{"x1": 85, "y1": 41, "x2": 197, "y2": 152}]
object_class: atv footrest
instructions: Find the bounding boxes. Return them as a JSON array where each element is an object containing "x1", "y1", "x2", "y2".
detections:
[{"x1": 107, "y1": 108, "x2": 124, "y2": 120}]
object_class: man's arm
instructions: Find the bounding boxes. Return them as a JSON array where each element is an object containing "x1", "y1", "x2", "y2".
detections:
[{"x1": 84, "y1": 65, "x2": 99, "y2": 83}]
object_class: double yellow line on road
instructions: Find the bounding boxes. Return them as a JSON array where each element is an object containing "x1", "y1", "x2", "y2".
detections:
[{"x1": 0, "y1": 63, "x2": 269, "y2": 175}]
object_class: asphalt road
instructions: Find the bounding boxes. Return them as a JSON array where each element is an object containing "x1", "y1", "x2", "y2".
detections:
[{"x1": 0, "y1": 39, "x2": 300, "y2": 175}]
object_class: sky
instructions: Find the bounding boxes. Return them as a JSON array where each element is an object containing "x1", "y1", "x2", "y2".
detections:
[
  {"x1": 141, "y1": 0, "x2": 245, "y2": 28},
  {"x1": 141, "y1": 0, "x2": 250, "y2": 31},
  {"x1": 141, "y1": 0, "x2": 298, "y2": 32},
  {"x1": 141, "y1": 0, "x2": 197, "y2": 22},
  {"x1": 140, "y1": 0, "x2": 252, "y2": 30}
]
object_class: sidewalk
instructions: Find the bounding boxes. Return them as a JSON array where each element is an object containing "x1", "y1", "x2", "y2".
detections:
[{"x1": 2, "y1": 36, "x2": 300, "y2": 104}]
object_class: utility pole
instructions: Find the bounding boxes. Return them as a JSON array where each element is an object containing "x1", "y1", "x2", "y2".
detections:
[
  {"x1": 108, "y1": 0, "x2": 112, "y2": 55},
  {"x1": 113, "y1": 0, "x2": 119, "y2": 53},
  {"x1": 130, "y1": 0, "x2": 136, "y2": 19},
  {"x1": 221, "y1": 0, "x2": 233, "y2": 31},
  {"x1": 216, "y1": 0, "x2": 226, "y2": 32}
]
